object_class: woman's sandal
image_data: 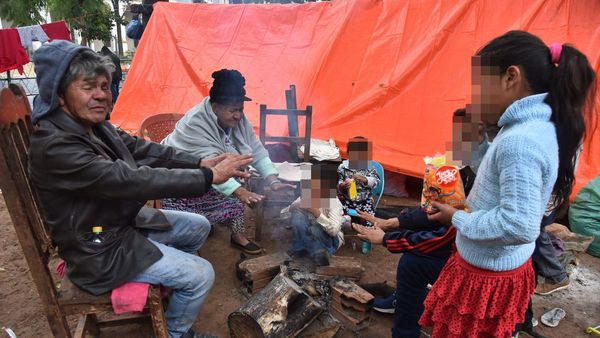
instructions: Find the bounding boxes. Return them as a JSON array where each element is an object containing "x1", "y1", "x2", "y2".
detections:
[{"x1": 230, "y1": 237, "x2": 262, "y2": 255}]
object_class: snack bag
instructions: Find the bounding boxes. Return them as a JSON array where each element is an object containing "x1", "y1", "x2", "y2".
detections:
[{"x1": 421, "y1": 154, "x2": 466, "y2": 213}]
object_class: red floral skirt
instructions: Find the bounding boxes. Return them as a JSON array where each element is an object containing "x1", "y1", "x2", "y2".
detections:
[{"x1": 419, "y1": 253, "x2": 535, "y2": 338}]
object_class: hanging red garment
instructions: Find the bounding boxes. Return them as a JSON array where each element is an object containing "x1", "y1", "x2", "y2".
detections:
[
  {"x1": 41, "y1": 21, "x2": 72, "y2": 42},
  {"x1": 0, "y1": 28, "x2": 30, "y2": 74}
]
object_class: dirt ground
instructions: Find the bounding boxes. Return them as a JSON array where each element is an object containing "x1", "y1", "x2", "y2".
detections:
[{"x1": 1, "y1": 192, "x2": 599, "y2": 338}]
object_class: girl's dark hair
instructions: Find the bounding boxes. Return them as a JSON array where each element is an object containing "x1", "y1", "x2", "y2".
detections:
[{"x1": 477, "y1": 30, "x2": 597, "y2": 206}]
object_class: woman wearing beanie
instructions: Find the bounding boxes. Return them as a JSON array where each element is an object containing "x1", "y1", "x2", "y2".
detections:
[{"x1": 161, "y1": 69, "x2": 291, "y2": 254}]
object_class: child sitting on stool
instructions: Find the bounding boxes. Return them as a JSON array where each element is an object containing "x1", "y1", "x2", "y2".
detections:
[
  {"x1": 285, "y1": 162, "x2": 345, "y2": 266},
  {"x1": 338, "y1": 136, "x2": 380, "y2": 226}
]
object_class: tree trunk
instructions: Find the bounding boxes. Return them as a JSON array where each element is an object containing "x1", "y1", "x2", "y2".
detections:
[
  {"x1": 228, "y1": 273, "x2": 323, "y2": 338},
  {"x1": 112, "y1": 0, "x2": 124, "y2": 56}
]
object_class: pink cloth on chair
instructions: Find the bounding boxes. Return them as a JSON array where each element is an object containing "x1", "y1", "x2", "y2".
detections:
[
  {"x1": 111, "y1": 282, "x2": 150, "y2": 314},
  {"x1": 56, "y1": 260, "x2": 66, "y2": 278},
  {"x1": 56, "y1": 259, "x2": 150, "y2": 314}
]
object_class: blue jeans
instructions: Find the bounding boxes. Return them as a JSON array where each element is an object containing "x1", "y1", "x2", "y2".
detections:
[
  {"x1": 392, "y1": 252, "x2": 448, "y2": 338},
  {"x1": 290, "y1": 211, "x2": 339, "y2": 256},
  {"x1": 130, "y1": 209, "x2": 214, "y2": 338},
  {"x1": 532, "y1": 211, "x2": 568, "y2": 284}
]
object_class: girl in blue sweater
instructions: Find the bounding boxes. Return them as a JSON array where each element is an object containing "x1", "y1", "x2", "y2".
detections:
[{"x1": 419, "y1": 31, "x2": 596, "y2": 338}]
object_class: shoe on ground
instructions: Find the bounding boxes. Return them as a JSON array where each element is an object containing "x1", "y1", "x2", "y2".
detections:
[
  {"x1": 535, "y1": 277, "x2": 570, "y2": 295},
  {"x1": 230, "y1": 237, "x2": 262, "y2": 255},
  {"x1": 372, "y1": 292, "x2": 396, "y2": 314},
  {"x1": 540, "y1": 307, "x2": 566, "y2": 327}
]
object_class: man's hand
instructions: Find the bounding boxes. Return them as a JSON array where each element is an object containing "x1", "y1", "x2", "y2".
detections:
[
  {"x1": 352, "y1": 223, "x2": 385, "y2": 244},
  {"x1": 357, "y1": 210, "x2": 399, "y2": 231},
  {"x1": 234, "y1": 187, "x2": 264, "y2": 206},
  {"x1": 353, "y1": 174, "x2": 368, "y2": 184},
  {"x1": 426, "y1": 201, "x2": 458, "y2": 226},
  {"x1": 200, "y1": 153, "x2": 231, "y2": 168},
  {"x1": 210, "y1": 154, "x2": 253, "y2": 184}
]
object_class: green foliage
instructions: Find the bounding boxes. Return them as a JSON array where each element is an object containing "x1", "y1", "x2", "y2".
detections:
[
  {"x1": 0, "y1": 0, "x2": 117, "y2": 45},
  {"x1": 47, "y1": 0, "x2": 114, "y2": 44},
  {"x1": 123, "y1": 50, "x2": 135, "y2": 59},
  {"x1": 110, "y1": 0, "x2": 132, "y2": 26},
  {"x1": 0, "y1": 0, "x2": 46, "y2": 26}
]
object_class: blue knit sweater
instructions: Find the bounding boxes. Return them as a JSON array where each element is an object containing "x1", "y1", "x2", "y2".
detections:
[{"x1": 452, "y1": 93, "x2": 558, "y2": 271}]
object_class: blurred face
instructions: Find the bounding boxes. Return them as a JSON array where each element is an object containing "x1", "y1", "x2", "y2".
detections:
[
  {"x1": 471, "y1": 58, "x2": 507, "y2": 127},
  {"x1": 212, "y1": 101, "x2": 244, "y2": 129},
  {"x1": 59, "y1": 74, "x2": 111, "y2": 130},
  {"x1": 447, "y1": 107, "x2": 484, "y2": 166},
  {"x1": 471, "y1": 56, "x2": 531, "y2": 130},
  {"x1": 300, "y1": 169, "x2": 337, "y2": 208},
  {"x1": 348, "y1": 141, "x2": 371, "y2": 170}
]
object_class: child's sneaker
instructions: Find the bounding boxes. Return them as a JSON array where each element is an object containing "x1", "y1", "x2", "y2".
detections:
[
  {"x1": 535, "y1": 277, "x2": 570, "y2": 295},
  {"x1": 372, "y1": 292, "x2": 396, "y2": 314}
]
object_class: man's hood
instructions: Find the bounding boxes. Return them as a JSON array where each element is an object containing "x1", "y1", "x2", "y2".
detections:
[{"x1": 32, "y1": 40, "x2": 88, "y2": 123}]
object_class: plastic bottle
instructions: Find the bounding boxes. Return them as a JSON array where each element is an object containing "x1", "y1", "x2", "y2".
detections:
[
  {"x1": 361, "y1": 240, "x2": 372, "y2": 254},
  {"x1": 91, "y1": 226, "x2": 103, "y2": 244}
]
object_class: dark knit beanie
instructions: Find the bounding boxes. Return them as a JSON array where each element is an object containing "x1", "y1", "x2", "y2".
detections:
[{"x1": 209, "y1": 69, "x2": 251, "y2": 103}]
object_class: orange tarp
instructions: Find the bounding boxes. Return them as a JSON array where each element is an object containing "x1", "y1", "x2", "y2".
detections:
[{"x1": 112, "y1": 0, "x2": 600, "y2": 197}]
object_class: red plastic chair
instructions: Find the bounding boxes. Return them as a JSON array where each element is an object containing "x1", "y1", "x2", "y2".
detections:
[
  {"x1": 139, "y1": 113, "x2": 184, "y2": 209},
  {"x1": 138, "y1": 113, "x2": 184, "y2": 142}
]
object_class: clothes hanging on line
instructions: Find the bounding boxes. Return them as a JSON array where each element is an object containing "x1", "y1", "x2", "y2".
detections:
[
  {"x1": 0, "y1": 28, "x2": 30, "y2": 74},
  {"x1": 41, "y1": 21, "x2": 72, "y2": 42},
  {"x1": 17, "y1": 25, "x2": 50, "y2": 48}
]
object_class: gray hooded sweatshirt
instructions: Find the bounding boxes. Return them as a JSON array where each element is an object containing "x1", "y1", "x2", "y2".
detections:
[{"x1": 31, "y1": 40, "x2": 87, "y2": 123}]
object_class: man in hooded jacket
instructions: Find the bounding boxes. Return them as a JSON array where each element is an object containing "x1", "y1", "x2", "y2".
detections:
[{"x1": 28, "y1": 40, "x2": 250, "y2": 338}]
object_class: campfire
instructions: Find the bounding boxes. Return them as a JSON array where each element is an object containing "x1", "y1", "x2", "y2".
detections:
[{"x1": 229, "y1": 252, "x2": 374, "y2": 338}]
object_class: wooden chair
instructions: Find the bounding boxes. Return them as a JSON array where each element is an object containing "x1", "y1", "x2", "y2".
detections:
[
  {"x1": 138, "y1": 113, "x2": 184, "y2": 142},
  {"x1": 259, "y1": 85, "x2": 312, "y2": 162},
  {"x1": 0, "y1": 85, "x2": 168, "y2": 338}
]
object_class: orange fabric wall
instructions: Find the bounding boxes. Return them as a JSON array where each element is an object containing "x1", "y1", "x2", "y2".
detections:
[{"x1": 112, "y1": 0, "x2": 600, "y2": 196}]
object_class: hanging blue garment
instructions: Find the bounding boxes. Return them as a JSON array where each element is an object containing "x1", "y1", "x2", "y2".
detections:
[{"x1": 126, "y1": 18, "x2": 144, "y2": 40}]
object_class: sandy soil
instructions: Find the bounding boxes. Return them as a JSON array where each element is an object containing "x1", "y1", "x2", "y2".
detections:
[{"x1": 1, "y1": 193, "x2": 598, "y2": 338}]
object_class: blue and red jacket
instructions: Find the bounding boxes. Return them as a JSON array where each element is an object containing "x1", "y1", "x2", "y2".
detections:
[
  {"x1": 381, "y1": 166, "x2": 477, "y2": 257},
  {"x1": 382, "y1": 207, "x2": 456, "y2": 258}
]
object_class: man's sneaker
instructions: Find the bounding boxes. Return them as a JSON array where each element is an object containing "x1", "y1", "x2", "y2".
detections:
[
  {"x1": 372, "y1": 292, "x2": 396, "y2": 314},
  {"x1": 535, "y1": 277, "x2": 570, "y2": 296}
]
